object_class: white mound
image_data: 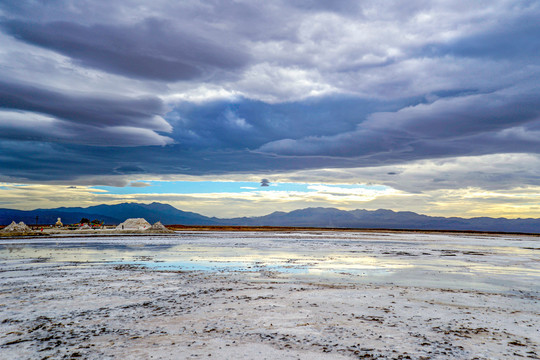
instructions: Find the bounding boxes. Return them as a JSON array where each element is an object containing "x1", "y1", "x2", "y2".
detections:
[
  {"x1": 2, "y1": 221, "x2": 32, "y2": 233},
  {"x1": 116, "y1": 218, "x2": 151, "y2": 231},
  {"x1": 79, "y1": 224, "x2": 92, "y2": 230},
  {"x1": 150, "y1": 221, "x2": 173, "y2": 232}
]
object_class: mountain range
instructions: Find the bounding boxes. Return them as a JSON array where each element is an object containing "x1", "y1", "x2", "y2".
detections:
[{"x1": 0, "y1": 202, "x2": 538, "y2": 233}]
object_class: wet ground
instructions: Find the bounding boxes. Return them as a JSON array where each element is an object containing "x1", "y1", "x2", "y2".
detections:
[{"x1": 1, "y1": 231, "x2": 539, "y2": 359}]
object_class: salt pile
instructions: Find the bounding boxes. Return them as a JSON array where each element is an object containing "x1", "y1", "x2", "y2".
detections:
[
  {"x1": 150, "y1": 221, "x2": 173, "y2": 233},
  {"x1": 1, "y1": 221, "x2": 32, "y2": 233},
  {"x1": 116, "y1": 218, "x2": 151, "y2": 231}
]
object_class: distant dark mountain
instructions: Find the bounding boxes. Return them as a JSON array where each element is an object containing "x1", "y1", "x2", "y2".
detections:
[
  {"x1": 0, "y1": 203, "x2": 538, "y2": 233},
  {"x1": 223, "y1": 207, "x2": 540, "y2": 233},
  {"x1": 51, "y1": 202, "x2": 218, "y2": 225},
  {"x1": 0, "y1": 202, "x2": 218, "y2": 226},
  {"x1": 223, "y1": 207, "x2": 361, "y2": 227}
]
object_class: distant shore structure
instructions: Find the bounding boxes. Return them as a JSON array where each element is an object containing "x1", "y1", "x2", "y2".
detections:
[
  {"x1": 116, "y1": 218, "x2": 151, "y2": 231},
  {"x1": 1, "y1": 221, "x2": 32, "y2": 233},
  {"x1": 0, "y1": 217, "x2": 173, "y2": 235},
  {"x1": 55, "y1": 217, "x2": 63, "y2": 227}
]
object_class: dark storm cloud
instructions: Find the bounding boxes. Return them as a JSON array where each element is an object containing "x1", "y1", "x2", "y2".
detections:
[
  {"x1": 0, "y1": 114, "x2": 173, "y2": 147},
  {"x1": 1, "y1": 18, "x2": 249, "y2": 81},
  {"x1": 423, "y1": 14, "x2": 540, "y2": 61},
  {"x1": 115, "y1": 166, "x2": 147, "y2": 175},
  {"x1": 0, "y1": 80, "x2": 168, "y2": 130},
  {"x1": 0, "y1": 0, "x2": 539, "y2": 191},
  {"x1": 169, "y1": 96, "x2": 407, "y2": 150},
  {"x1": 258, "y1": 83, "x2": 540, "y2": 158},
  {"x1": 0, "y1": 80, "x2": 173, "y2": 146},
  {"x1": 1, "y1": 86, "x2": 539, "y2": 182},
  {"x1": 365, "y1": 84, "x2": 540, "y2": 138}
]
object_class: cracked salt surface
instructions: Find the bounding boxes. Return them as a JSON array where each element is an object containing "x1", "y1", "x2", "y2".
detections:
[{"x1": 1, "y1": 231, "x2": 539, "y2": 359}]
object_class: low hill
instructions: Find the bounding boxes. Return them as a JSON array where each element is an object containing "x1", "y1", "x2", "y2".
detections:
[{"x1": 224, "y1": 207, "x2": 539, "y2": 233}]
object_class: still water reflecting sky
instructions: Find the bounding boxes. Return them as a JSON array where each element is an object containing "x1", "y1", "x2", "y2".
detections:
[{"x1": 1, "y1": 231, "x2": 538, "y2": 293}]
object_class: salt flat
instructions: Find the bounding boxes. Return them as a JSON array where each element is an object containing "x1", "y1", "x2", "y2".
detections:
[{"x1": 0, "y1": 231, "x2": 538, "y2": 359}]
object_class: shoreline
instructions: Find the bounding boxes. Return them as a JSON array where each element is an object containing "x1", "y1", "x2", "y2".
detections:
[
  {"x1": 168, "y1": 225, "x2": 540, "y2": 237},
  {"x1": 2, "y1": 225, "x2": 538, "y2": 238}
]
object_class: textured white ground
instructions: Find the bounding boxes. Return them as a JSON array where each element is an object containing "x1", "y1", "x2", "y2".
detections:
[{"x1": 0, "y1": 231, "x2": 538, "y2": 359}]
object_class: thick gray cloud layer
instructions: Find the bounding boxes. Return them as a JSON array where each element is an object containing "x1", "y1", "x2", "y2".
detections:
[
  {"x1": 0, "y1": 0, "x2": 539, "y2": 191},
  {"x1": 1, "y1": 18, "x2": 248, "y2": 81},
  {"x1": 259, "y1": 83, "x2": 540, "y2": 157},
  {"x1": 0, "y1": 80, "x2": 168, "y2": 129},
  {"x1": 0, "y1": 80, "x2": 172, "y2": 146}
]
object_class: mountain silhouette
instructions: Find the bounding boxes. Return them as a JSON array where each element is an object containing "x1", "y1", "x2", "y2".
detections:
[{"x1": 0, "y1": 203, "x2": 538, "y2": 233}]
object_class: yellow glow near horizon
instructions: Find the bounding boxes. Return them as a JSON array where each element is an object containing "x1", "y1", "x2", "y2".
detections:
[{"x1": 1, "y1": 180, "x2": 539, "y2": 219}]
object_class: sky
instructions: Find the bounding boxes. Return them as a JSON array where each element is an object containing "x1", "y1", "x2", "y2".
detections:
[{"x1": 0, "y1": 0, "x2": 539, "y2": 218}]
